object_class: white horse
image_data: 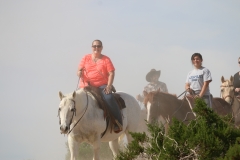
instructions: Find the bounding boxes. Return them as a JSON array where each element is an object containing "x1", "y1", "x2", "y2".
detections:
[{"x1": 58, "y1": 88, "x2": 140, "y2": 160}]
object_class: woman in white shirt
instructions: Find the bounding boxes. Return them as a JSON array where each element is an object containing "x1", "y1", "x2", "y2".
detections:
[{"x1": 185, "y1": 53, "x2": 213, "y2": 107}]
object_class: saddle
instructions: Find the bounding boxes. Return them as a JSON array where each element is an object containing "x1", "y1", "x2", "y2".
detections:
[{"x1": 84, "y1": 85, "x2": 126, "y2": 133}]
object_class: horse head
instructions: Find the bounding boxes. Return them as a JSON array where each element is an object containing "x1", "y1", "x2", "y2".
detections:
[
  {"x1": 58, "y1": 91, "x2": 76, "y2": 134},
  {"x1": 143, "y1": 88, "x2": 161, "y2": 123},
  {"x1": 143, "y1": 88, "x2": 160, "y2": 108},
  {"x1": 221, "y1": 76, "x2": 234, "y2": 105}
]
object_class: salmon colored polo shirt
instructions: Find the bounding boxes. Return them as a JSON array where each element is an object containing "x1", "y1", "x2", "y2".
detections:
[{"x1": 78, "y1": 54, "x2": 115, "y2": 88}]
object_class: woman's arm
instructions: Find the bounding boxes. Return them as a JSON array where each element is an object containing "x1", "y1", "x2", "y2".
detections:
[
  {"x1": 185, "y1": 83, "x2": 191, "y2": 91},
  {"x1": 198, "y1": 80, "x2": 211, "y2": 97},
  {"x1": 77, "y1": 68, "x2": 83, "y2": 77},
  {"x1": 104, "y1": 71, "x2": 115, "y2": 94}
]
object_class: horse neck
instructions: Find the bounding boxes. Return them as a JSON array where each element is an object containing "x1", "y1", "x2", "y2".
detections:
[
  {"x1": 159, "y1": 93, "x2": 189, "y2": 112},
  {"x1": 74, "y1": 90, "x2": 101, "y2": 120},
  {"x1": 75, "y1": 90, "x2": 92, "y2": 116}
]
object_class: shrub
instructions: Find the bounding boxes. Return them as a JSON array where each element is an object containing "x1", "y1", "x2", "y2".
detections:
[{"x1": 116, "y1": 98, "x2": 240, "y2": 160}]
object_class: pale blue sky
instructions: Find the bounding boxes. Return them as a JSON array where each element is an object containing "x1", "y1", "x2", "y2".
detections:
[{"x1": 0, "y1": 0, "x2": 240, "y2": 160}]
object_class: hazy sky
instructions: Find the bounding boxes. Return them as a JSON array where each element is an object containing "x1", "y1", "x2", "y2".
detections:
[{"x1": 0, "y1": 0, "x2": 240, "y2": 160}]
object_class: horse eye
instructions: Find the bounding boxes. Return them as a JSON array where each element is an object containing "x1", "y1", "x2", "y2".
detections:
[
  {"x1": 58, "y1": 108, "x2": 61, "y2": 111},
  {"x1": 70, "y1": 108, "x2": 75, "y2": 112}
]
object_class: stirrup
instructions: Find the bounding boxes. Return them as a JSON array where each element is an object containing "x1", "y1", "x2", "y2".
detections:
[{"x1": 114, "y1": 120, "x2": 122, "y2": 133}]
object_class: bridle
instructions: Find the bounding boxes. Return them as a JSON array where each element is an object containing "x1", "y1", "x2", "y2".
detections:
[
  {"x1": 220, "y1": 84, "x2": 234, "y2": 106},
  {"x1": 57, "y1": 91, "x2": 89, "y2": 135},
  {"x1": 58, "y1": 99, "x2": 76, "y2": 128}
]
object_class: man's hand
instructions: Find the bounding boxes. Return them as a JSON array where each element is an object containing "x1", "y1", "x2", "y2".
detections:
[
  {"x1": 194, "y1": 94, "x2": 202, "y2": 98},
  {"x1": 187, "y1": 88, "x2": 193, "y2": 94},
  {"x1": 235, "y1": 88, "x2": 240, "y2": 92}
]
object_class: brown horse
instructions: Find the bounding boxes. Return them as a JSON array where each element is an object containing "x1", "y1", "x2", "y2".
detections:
[
  {"x1": 143, "y1": 89, "x2": 195, "y2": 128},
  {"x1": 221, "y1": 76, "x2": 240, "y2": 126},
  {"x1": 143, "y1": 89, "x2": 232, "y2": 130},
  {"x1": 184, "y1": 96, "x2": 232, "y2": 116}
]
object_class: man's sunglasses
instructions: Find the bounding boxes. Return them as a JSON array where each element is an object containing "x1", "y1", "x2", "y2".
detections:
[{"x1": 92, "y1": 45, "x2": 102, "y2": 48}]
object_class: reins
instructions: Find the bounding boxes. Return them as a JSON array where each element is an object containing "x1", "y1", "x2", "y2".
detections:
[
  {"x1": 168, "y1": 88, "x2": 195, "y2": 121},
  {"x1": 67, "y1": 69, "x2": 89, "y2": 135},
  {"x1": 171, "y1": 89, "x2": 189, "y2": 118},
  {"x1": 57, "y1": 69, "x2": 90, "y2": 135},
  {"x1": 177, "y1": 88, "x2": 189, "y2": 99},
  {"x1": 67, "y1": 92, "x2": 89, "y2": 135}
]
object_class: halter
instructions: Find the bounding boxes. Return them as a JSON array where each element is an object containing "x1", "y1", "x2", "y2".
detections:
[
  {"x1": 220, "y1": 84, "x2": 234, "y2": 106},
  {"x1": 57, "y1": 91, "x2": 89, "y2": 135},
  {"x1": 57, "y1": 99, "x2": 76, "y2": 131}
]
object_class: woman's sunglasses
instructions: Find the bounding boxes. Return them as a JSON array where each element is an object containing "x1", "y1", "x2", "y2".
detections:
[
  {"x1": 238, "y1": 61, "x2": 240, "y2": 64},
  {"x1": 92, "y1": 45, "x2": 102, "y2": 48}
]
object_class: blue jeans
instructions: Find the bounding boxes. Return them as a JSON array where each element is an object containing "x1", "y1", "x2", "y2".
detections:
[
  {"x1": 202, "y1": 95, "x2": 212, "y2": 108},
  {"x1": 99, "y1": 85, "x2": 122, "y2": 126}
]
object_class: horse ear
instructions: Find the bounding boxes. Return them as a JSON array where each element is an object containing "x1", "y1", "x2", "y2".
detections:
[
  {"x1": 230, "y1": 76, "x2": 234, "y2": 82},
  {"x1": 72, "y1": 91, "x2": 76, "y2": 98},
  {"x1": 59, "y1": 91, "x2": 64, "y2": 100},
  {"x1": 221, "y1": 76, "x2": 225, "y2": 83}
]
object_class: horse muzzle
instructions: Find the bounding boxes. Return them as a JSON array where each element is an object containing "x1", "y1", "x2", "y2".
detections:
[{"x1": 60, "y1": 125, "x2": 69, "y2": 134}]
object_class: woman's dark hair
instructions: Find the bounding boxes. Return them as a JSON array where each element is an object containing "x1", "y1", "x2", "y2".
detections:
[
  {"x1": 92, "y1": 39, "x2": 103, "y2": 46},
  {"x1": 191, "y1": 53, "x2": 202, "y2": 60}
]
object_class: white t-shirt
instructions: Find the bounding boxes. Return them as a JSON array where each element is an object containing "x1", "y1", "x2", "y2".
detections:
[{"x1": 186, "y1": 67, "x2": 212, "y2": 95}]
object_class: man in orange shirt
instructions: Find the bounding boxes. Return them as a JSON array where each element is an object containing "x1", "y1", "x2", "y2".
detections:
[{"x1": 77, "y1": 40, "x2": 122, "y2": 133}]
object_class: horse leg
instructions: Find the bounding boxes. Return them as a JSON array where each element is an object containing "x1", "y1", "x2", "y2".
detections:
[
  {"x1": 125, "y1": 130, "x2": 134, "y2": 143},
  {"x1": 92, "y1": 139, "x2": 101, "y2": 160},
  {"x1": 109, "y1": 138, "x2": 120, "y2": 158},
  {"x1": 68, "y1": 136, "x2": 80, "y2": 160}
]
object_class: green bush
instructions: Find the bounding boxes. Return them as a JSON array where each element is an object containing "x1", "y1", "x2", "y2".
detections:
[{"x1": 116, "y1": 98, "x2": 240, "y2": 160}]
